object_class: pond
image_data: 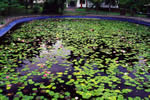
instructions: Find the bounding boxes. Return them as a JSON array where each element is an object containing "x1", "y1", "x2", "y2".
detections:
[{"x1": 0, "y1": 19, "x2": 150, "y2": 100}]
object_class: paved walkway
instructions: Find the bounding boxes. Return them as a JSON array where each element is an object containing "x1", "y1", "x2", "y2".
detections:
[
  {"x1": 88, "y1": 14, "x2": 150, "y2": 23},
  {"x1": 64, "y1": 7, "x2": 76, "y2": 12},
  {"x1": 64, "y1": 8, "x2": 150, "y2": 23}
]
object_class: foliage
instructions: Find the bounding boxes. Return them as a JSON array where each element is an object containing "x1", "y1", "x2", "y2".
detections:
[
  {"x1": 119, "y1": 0, "x2": 150, "y2": 12},
  {"x1": 105, "y1": 0, "x2": 118, "y2": 6},
  {"x1": 33, "y1": 4, "x2": 41, "y2": 13},
  {"x1": 0, "y1": 0, "x2": 25, "y2": 15},
  {"x1": 0, "y1": 0, "x2": 9, "y2": 12},
  {"x1": 42, "y1": 0, "x2": 66, "y2": 14},
  {"x1": 0, "y1": 19, "x2": 150, "y2": 99},
  {"x1": 89, "y1": 0, "x2": 104, "y2": 9}
]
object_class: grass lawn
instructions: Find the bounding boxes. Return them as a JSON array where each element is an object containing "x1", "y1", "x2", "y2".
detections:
[{"x1": 64, "y1": 8, "x2": 148, "y2": 18}]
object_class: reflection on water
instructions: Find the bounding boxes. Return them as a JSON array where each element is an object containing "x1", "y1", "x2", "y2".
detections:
[
  {"x1": 40, "y1": 40, "x2": 70, "y2": 58},
  {"x1": 2, "y1": 40, "x2": 150, "y2": 99},
  {"x1": 2, "y1": 40, "x2": 76, "y2": 100},
  {"x1": 117, "y1": 66, "x2": 150, "y2": 98},
  {"x1": 17, "y1": 40, "x2": 72, "y2": 77}
]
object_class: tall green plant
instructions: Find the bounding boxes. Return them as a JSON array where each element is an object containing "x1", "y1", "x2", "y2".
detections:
[
  {"x1": 0, "y1": 0, "x2": 9, "y2": 15},
  {"x1": 105, "y1": 0, "x2": 119, "y2": 11},
  {"x1": 42, "y1": 0, "x2": 65, "y2": 14},
  {"x1": 0, "y1": 0, "x2": 25, "y2": 16},
  {"x1": 89, "y1": 0, "x2": 104, "y2": 9},
  {"x1": 119, "y1": 0, "x2": 150, "y2": 12},
  {"x1": 119, "y1": 0, "x2": 130, "y2": 8}
]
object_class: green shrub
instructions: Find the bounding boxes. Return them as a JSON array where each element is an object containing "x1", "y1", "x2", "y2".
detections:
[{"x1": 33, "y1": 4, "x2": 41, "y2": 13}]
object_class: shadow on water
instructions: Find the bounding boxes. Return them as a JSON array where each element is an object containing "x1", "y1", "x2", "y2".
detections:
[
  {"x1": 1, "y1": 38, "x2": 150, "y2": 100},
  {"x1": 17, "y1": 40, "x2": 72, "y2": 75},
  {"x1": 0, "y1": 20, "x2": 150, "y2": 100},
  {"x1": 116, "y1": 66, "x2": 150, "y2": 98}
]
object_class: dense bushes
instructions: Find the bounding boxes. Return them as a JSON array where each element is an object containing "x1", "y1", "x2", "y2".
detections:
[
  {"x1": 0, "y1": 0, "x2": 66, "y2": 16},
  {"x1": 42, "y1": 0, "x2": 65, "y2": 14},
  {"x1": 119, "y1": 0, "x2": 150, "y2": 16},
  {"x1": 0, "y1": 0, "x2": 25, "y2": 16}
]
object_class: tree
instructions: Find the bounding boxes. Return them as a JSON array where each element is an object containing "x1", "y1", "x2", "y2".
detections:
[
  {"x1": 0, "y1": 0, "x2": 24, "y2": 16},
  {"x1": 0, "y1": 0, "x2": 9, "y2": 15},
  {"x1": 86, "y1": 0, "x2": 88, "y2": 8},
  {"x1": 119, "y1": 0, "x2": 150, "y2": 11},
  {"x1": 135, "y1": 0, "x2": 150, "y2": 13},
  {"x1": 104, "y1": 0, "x2": 118, "y2": 11},
  {"x1": 43, "y1": 0, "x2": 65, "y2": 14},
  {"x1": 80, "y1": 0, "x2": 85, "y2": 8},
  {"x1": 119, "y1": 0, "x2": 150, "y2": 16},
  {"x1": 80, "y1": 0, "x2": 82, "y2": 8},
  {"x1": 89, "y1": 0, "x2": 103, "y2": 9}
]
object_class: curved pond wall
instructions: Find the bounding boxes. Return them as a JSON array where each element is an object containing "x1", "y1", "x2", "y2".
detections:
[{"x1": 0, "y1": 15, "x2": 150, "y2": 37}]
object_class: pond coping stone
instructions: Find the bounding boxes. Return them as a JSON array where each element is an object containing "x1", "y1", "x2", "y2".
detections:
[{"x1": 0, "y1": 15, "x2": 150, "y2": 37}]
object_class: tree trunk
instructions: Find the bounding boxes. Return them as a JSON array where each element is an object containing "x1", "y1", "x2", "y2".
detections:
[
  {"x1": 109, "y1": 0, "x2": 111, "y2": 12},
  {"x1": 25, "y1": 0, "x2": 28, "y2": 9},
  {"x1": 80, "y1": 0, "x2": 83, "y2": 8},
  {"x1": 30, "y1": 0, "x2": 34, "y2": 9},
  {"x1": 8, "y1": 0, "x2": 11, "y2": 15},
  {"x1": 54, "y1": 0, "x2": 59, "y2": 14},
  {"x1": 86, "y1": 0, "x2": 87, "y2": 8},
  {"x1": 120, "y1": 8, "x2": 126, "y2": 15}
]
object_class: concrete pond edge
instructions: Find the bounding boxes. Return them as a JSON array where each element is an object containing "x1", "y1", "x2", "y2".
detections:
[{"x1": 0, "y1": 15, "x2": 150, "y2": 37}]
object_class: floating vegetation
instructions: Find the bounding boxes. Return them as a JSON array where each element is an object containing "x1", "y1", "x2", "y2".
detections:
[{"x1": 0, "y1": 19, "x2": 150, "y2": 100}]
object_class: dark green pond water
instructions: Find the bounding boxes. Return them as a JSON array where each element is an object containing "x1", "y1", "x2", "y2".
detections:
[{"x1": 0, "y1": 19, "x2": 150, "y2": 100}]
